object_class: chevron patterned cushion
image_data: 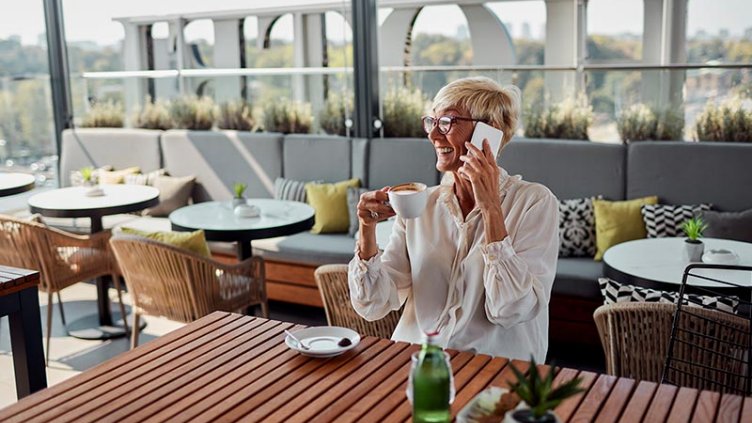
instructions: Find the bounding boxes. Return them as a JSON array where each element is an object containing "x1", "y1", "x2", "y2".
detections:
[
  {"x1": 598, "y1": 278, "x2": 738, "y2": 313},
  {"x1": 641, "y1": 203, "x2": 711, "y2": 238},
  {"x1": 558, "y1": 197, "x2": 600, "y2": 257}
]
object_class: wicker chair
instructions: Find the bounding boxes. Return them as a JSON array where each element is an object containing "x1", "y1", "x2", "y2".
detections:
[
  {"x1": 110, "y1": 234, "x2": 268, "y2": 349},
  {"x1": 314, "y1": 264, "x2": 401, "y2": 339},
  {"x1": 0, "y1": 214, "x2": 126, "y2": 365}
]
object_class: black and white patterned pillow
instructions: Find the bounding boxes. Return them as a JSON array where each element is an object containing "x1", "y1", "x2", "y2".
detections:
[
  {"x1": 598, "y1": 278, "x2": 738, "y2": 314},
  {"x1": 641, "y1": 204, "x2": 711, "y2": 238},
  {"x1": 558, "y1": 197, "x2": 598, "y2": 257},
  {"x1": 274, "y1": 177, "x2": 319, "y2": 203}
]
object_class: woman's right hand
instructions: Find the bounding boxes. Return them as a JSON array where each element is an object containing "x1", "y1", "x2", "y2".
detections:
[{"x1": 357, "y1": 187, "x2": 395, "y2": 229}]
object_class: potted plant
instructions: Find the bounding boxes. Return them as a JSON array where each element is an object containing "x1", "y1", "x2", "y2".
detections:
[
  {"x1": 523, "y1": 97, "x2": 593, "y2": 141},
  {"x1": 682, "y1": 217, "x2": 708, "y2": 262},
  {"x1": 79, "y1": 166, "x2": 95, "y2": 186},
  {"x1": 505, "y1": 358, "x2": 584, "y2": 423},
  {"x1": 233, "y1": 182, "x2": 248, "y2": 207}
]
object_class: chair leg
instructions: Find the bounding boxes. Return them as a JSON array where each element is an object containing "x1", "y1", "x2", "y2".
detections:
[
  {"x1": 112, "y1": 275, "x2": 129, "y2": 334},
  {"x1": 261, "y1": 301, "x2": 269, "y2": 319},
  {"x1": 56, "y1": 292, "x2": 67, "y2": 328},
  {"x1": 45, "y1": 291, "x2": 53, "y2": 367},
  {"x1": 130, "y1": 313, "x2": 140, "y2": 350}
]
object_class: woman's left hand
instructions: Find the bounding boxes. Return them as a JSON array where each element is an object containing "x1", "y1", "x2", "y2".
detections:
[{"x1": 459, "y1": 139, "x2": 501, "y2": 213}]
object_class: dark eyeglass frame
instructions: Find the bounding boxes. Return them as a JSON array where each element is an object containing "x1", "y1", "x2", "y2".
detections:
[{"x1": 422, "y1": 115, "x2": 487, "y2": 135}]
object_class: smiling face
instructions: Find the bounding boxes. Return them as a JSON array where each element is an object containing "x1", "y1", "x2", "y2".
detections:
[{"x1": 427, "y1": 107, "x2": 476, "y2": 172}]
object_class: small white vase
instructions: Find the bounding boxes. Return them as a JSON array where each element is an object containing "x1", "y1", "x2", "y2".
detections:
[{"x1": 684, "y1": 240, "x2": 704, "y2": 262}]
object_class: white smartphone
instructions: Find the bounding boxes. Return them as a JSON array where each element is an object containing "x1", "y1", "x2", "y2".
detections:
[{"x1": 470, "y1": 122, "x2": 503, "y2": 158}]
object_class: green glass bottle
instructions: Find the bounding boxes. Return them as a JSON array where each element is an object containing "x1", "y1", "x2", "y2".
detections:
[{"x1": 411, "y1": 332, "x2": 451, "y2": 423}]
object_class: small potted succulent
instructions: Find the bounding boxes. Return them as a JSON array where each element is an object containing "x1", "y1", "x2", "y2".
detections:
[
  {"x1": 233, "y1": 182, "x2": 248, "y2": 208},
  {"x1": 682, "y1": 217, "x2": 708, "y2": 262},
  {"x1": 504, "y1": 358, "x2": 584, "y2": 423},
  {"x1": 79, "y1": 166, "x2": 95, "y2": 186}
]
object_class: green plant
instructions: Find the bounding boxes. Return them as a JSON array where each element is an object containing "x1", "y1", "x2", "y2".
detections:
[
  {"x1": 617, "y1": 104, "x2": 685, "y2": 142},
  {"x1": 655, "y1": 108, "x2": 685, "y2": 141},
  {"x1": 79, "y1": 166, "x2": 94, "y2": 182},
  {"x1": 682, "y1": 217, "x2": 708, "y2": 242},
  {"x1": 233, "y1": 182, "x2": 247, "y2": 199},
  {"x1": 262, "y1": 100, "x2": 313, "y2": 134},
  {"x1": 169, "y1": 96, "x2": 217, "y2": 130},
  {"x1": 318, "y1": 93, "x2": 353, "y2": 136},
  {"x1": 694, "y1": 98, "x2": 752, "y2": 142},
  {"x1": 508, "y1": 357, "x2": 584, "y2": 420},
  {"x1": 132, "y1": 97, "x2": 174, "y2": 130},
  {"x1": 523, "y1": 98, "x2": 593, "y2": 140},
  {"x1": 81, "y1": 100, "x2": 124, "y2": 128},
  {"x1": 217, "y1": 100, "x2": 256, "y2": 131},
  {"x1": 382, "y1": 86, "x2": 428, "y2": 138}
]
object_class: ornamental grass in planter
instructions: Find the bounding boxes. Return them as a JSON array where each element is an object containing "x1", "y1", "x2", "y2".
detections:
[
  {"x1": 132, "y1": 98, "x2": 174, "y2": 130},
  {"x1": 382, "y1": 86, "x2": 428, "y2": 138},
  {"x1": 694, "y1": 98, "x2": 752, "y2": 142},
  {"x1": 81, "y1": 100, "x2": 124, "y2": 128},
  {"x1": 617, "y1": 103, "x2": 684, "y2": 142},
  {"x1": 318, "y1": 93, "x2": 353, "y2": 136},
  {"x1": 523, "y1": 98, "x2": 592, "y2": 141},
  {"x1": 169, "y1": 96, "x2": 217, "y2": 130},
  {"x1": 262, "y1": 101, "x2": 313, "y2": 134},
  {"x1": 217, "y1": 100, "x2": 257, "y2": 131}
]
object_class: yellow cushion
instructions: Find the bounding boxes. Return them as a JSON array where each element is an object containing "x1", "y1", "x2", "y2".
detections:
[
  {"x1": 305, "y1": 178, "x2": 361, "y2": 234},
  {"x1": 99, "y1": 167, "x2": 141, "y2": 184},
  {"x1": 120, "y1": 227, "x2": 212, "y2": 258},
  {"x1": 593, "y1": 196, "x2": 658, "y2": 261}
]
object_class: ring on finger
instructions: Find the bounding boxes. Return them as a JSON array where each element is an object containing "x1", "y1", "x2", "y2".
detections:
[{"x1": 370, "y1": 210, "x2": 379, "y2": 219}]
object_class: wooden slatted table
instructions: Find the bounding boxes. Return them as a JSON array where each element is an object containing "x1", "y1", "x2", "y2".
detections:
[
  {"x1": 1, "y1": 312, "x2": 750, "y2": 422},
  {"x1": 0, "y1": 265, "x2": 46, "y2": 398}
]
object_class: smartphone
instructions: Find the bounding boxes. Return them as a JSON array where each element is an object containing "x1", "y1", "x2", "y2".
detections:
[{"x1": 470, "y1": 122, "x2": 503, "y2": 158}]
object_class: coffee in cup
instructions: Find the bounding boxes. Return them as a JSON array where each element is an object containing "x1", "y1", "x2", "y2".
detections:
[{"x1": 388, "y1": 182, "x2": 428, "y2": 219}]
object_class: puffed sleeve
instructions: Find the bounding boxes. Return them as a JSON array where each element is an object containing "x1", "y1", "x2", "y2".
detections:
[
  {"x1": 348, "y1": 217, "x2": 412, "y2": 321},
  {"x1": 481, "y1": 189, "x2": 559, "y2": 328}
]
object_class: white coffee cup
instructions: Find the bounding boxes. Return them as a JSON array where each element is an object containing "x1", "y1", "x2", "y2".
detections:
[{"x1": 388, "y1": 182, "x2": 428, "y2": 219}]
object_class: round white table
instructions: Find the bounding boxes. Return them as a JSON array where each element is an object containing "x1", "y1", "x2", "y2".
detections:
[
  {"x1": 0, "y1": 173, "x2": 36, "y2": 197},
  {"x1": 170, "y1": 199, "x2": 315, "y2": 260},
  {"x1": 28, "y1": 184, "x2": 160, "y2": 339},
  {"x1": 603, "y1": 237, "x2": 752, "y2": 290}
]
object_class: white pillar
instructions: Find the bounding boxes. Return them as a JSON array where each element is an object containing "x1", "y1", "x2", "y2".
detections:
[
  {"x1": 119, "y1": 21, "x2": 150, "y2": 124},
  {"x1": 291, "y1": 13, "x2": 326, "y2": 108},
  {"x1": 213, "y1": 19, "x2": 244, "y2": 103},
  {"x1": 544, "y1": 0, "x2": 586, "y2": 102},
  {"x1": 169, "y1": 19, "x2": 187, "y2": 96},
  {"x1": 292, "y1": 13, "x2": 306, "y2": 103},
  {"x1": 460, "y1": 4, "x2": 515, "y2": 66},
  {"x1": 642, "y1": 0, "x2": 688, "y2": 108},
  {"x1": 379, "y1": 8, "x2": 421, "y2": 67}
]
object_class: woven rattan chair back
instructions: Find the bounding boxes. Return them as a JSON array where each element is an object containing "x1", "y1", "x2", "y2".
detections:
[
  {"x1": 594, "y1": 302, "x2": 677, "y2": 382},
  {"x1": 314, "y1": 264, "x2": 401, "y2": 339},
  {"x1": 0, "y1": 215, "x2": 43, "y2": 276}
]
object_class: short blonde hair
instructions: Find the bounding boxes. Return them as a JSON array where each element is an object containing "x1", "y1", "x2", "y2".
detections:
[{"x1": 431, "y1": 76, "x2": 521, "y2": 148}]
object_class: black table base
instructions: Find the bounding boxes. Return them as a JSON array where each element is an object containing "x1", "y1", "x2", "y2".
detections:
[
  {"x1": 1, "y1": 285, "x2": 47, "y2": 398},
  {"x1": 67, "y1": 309, "x2": 147, "y2": 340}
]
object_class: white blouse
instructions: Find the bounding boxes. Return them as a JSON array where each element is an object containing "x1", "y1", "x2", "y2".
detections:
[{"x1": 348, "y1": 168, "x2": 559, "y2": 362}]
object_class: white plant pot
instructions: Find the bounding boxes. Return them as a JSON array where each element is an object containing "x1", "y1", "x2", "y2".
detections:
[
  {"x1": 684, "y1": 240, "x2": 704, "y2": 262},
  {"x1": 232, "y1": 197, "x2": 247, "y2": 208}
]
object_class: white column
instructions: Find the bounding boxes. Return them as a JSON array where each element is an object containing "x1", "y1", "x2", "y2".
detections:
[
  {"x1": 460, "y1": 4, "x2": 515, "y2": 66},
  {"x1": 292, "y1": 13, "x2": 306, "y2": 103},
  {"x1": 213, "y1": 19, "x2": 244, "y2": 103},
  {"x1": 379, "y1": 8, "x2": 421, "y2": 67},
  {"x1": 544, "y1": 0, "x2": 586, "y2": 102},
  {"x1": 642, "y1": 0, "x2": 687, "y2": 108},
  {"x1": 169, "y1": 19, "x2": 187, "y2": 96},
  {"x1": 119, "y1": 21, "x2": 150, "y2": 125},
  {"x1": 291, "y1": 13, "x2": 326, "y2": 108}
]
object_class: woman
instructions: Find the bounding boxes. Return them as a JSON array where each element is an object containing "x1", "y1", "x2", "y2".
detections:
[{"x1": 349, "y1": 76, "x2": 558, "y2": 362}]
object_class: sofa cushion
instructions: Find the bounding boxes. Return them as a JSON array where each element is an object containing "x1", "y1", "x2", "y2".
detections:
[
  {"x1": 558, "y1": 197, "x2": 598, "y2": 258},
  {"x1": 641, "y1": 203, "x2": 711, "y2": 238},
  {"x1": 61, "y1": 128, "x2": 162, "y2": 187},
  {"x1": 367, "y1": 138, "x2": 439, "y2": 189},
  {"x1": 553, "y1": 258, "x2": 604, "y2": 299},
  {"x1": 593, "y1": 196, "x2": 658, "y2": 261},
  {"x1": 283, "y1": 135, "x2": 352, "y2": 183},
  {"x1": 500, "y1": 138, "x2": 626, "y2": 200},
  {"x1": 119, "y1": 227, "x2": 211, "y2": 258},
  {"x1": 627, "y1": 142, "x2": 752, "y2": 211},
  {"x1": 161, "y1": 130, "x2": 283, "y2": 202},
  {"x1": 702, "y1": 209, "x2": 752, "y2": 243},
  {"x1": 306, "y1": 178, "x2": 361, "y2": 234},
  {"x1": 252, "y1": 232, "x2": 356, "y2": 266}
]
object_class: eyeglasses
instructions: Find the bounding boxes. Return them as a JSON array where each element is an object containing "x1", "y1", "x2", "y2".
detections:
[{"x1": 422, "y1": 115, "x2": 486, "y2": 135}]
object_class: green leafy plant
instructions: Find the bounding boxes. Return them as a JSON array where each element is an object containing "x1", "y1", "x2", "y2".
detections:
[
  {"x1": 233, "y1": 182, "x2": 247, "y2": 199},
  {"x1": 617, "y1": 104, "x2": 685, "y2": 143},
  {"x1": 694, "y1": 98, "x2": 752, "y2": 142},
  {"x1": 382, "y1": 86, "x2": 428, "y2": 138},
  {"x1": 682, "y1": 217, "x2": 708, "y2": 242},
  {"x1": 318, "y1": 93, "x2": 353, "y2": 136},
  {"x1": 79, "y1": 166, "x2": 94, "y2": 183},
  {"x1": 81, "y1": 100, "x2": 124, "y2": 128},
  {"x1": 508, "y1": 357, "x2": 584, "y2": 420},
  {"x1": 132, "y1": 97, "x2": 174, "y2": 130},
  {"x1": 217, "y1": 100, "x2": 256, "y2": 131},
  {"x1": 523, "y1": 97, "x2": 592, "y2": 140},
  {"x1": 262, "y1": 100, "x2": 312, "y2": 134},
  {"x1": 169, "y1": 96, "x2": 217, "y2": 130}
]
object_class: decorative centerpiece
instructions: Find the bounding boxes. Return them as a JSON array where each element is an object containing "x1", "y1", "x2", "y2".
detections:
[
  {"x1": 682, "y1": 217, "x2": 708, "y2": 262},
  {"x1": 232, "y1": 182, "x2": 248, "y2": 208},
  {"x1": 79, "y1": 166, "x2": 104, "y2": 197}
]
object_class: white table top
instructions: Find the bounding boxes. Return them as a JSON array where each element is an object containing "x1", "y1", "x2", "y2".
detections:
[
  {"x1": 603, "y1": 237, "x2": 752, "y2": 288},
  {"x1": 0, "y1": 173, "x2": 36, "y2": 197},
  {"x1": 28, "y1": 185, "x2": 160, "y2": 217},
  {"x1": 169, "y1": 199, "x2": 315, "y2": 242}
]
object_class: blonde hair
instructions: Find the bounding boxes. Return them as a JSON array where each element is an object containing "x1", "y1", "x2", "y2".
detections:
[{"x1": 431, "y1": 76, "x2": 521, "y2": 149}]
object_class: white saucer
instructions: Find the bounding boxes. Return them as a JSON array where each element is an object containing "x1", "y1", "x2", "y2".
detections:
[
  {"x1": 84, "y1": 187, "x2": 105, "y2": 197},
  {"x1": 702, "y1": 249, "x2": 740, "y2": 265},
  {"x1": 234, "y1": 204, "x2": 260, "y2": 218},
  {"x1": 285, "y1": 326, "x2": 360, "y2": 357}
]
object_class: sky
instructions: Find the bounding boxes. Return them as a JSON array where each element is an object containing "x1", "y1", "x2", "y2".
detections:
[{"x1": 0, "y1": 0, "x2": 750, "y2": 46}]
